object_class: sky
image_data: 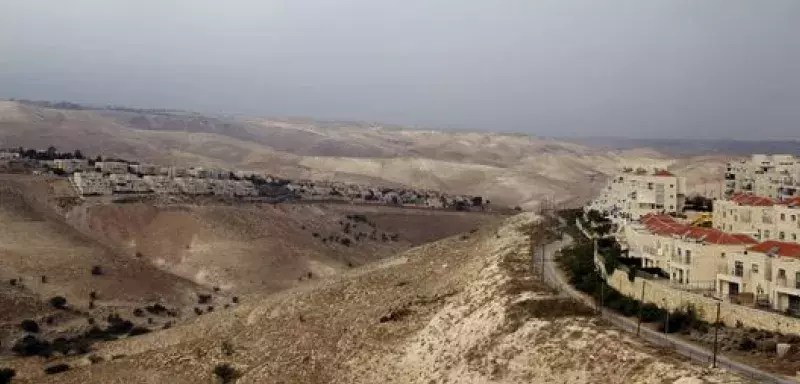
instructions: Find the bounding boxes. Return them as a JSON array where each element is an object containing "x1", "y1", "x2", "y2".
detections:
[{"x1": 1, "y1": 0, "x2": 799, "y2": 140}]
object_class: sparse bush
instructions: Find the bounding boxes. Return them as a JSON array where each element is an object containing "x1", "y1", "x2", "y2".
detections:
[
  {"x1": 307, "y1": 272, "x2": 313, "y2": 279},
  {"x1": 231, "y1": 297, "x2": 239, "y2": 304},
  {"x1": 49, "y1": 296, "x2": 67, "y2": 309},
  {"x1": 213, "y1": 363, "x2": 239, "y2": 383},
  {"x1": 0, "y1": 368, "x2": 15, "y2": 384},
  {"x1": 339, "y1": 238, "x2": 352, "y2": 247},
  {"x1": 739, "y1": 337, "x2": 757, "y2": 351},
  {"x1": 145, "y1": 303, "x2": 168, "y2": 315},
  {"x1": 106, "y1": 314, "x2": 134, "y2": 335},
  {"x1": 20, "y1": 319, "x2": 40, "y2": 333},
  {"x1": 91, "y1": 265, "x2": 104, "y2": 276},
  {"x1": 135, "y1": 251, "x2": 143, "y2": 258},
  {"x1": 213, "y1": 286, "x2": 221, "y2": 293},
  {"x1": 133, "y1": 308, "x2": 144, "y2": 317},
  {"x1": 128, "y1": 327, "x2": 151, "y2": 337},
  {"x1": 198, "y1": 294, "x2": 212, "y2": 304},
  {"x1": 222, "y1": 341, "x2": 235, "y2": 356},
  {"x1": 9, "y1": 279, "x2": 16, "y2": 286},
  {"x1": 89, "y1": 291, "x2": 97, "y2": 300},
  {"x1": 163, "y1": 322, "x2": 172, "y2": 330},
  {"x1": 43, "y1": 364, "x2": 70, "y2": 375},
  {"x1": 194, "y1": 307, "x2": 204, "y2": 316},
  {"x1": 12, "y1": 335, "x2": 52, "y2": 357},
  {"x1": 45, "y1": 316, "x2": 55, "y2": 325},
  {"x1": 207, "y1": 306, "x2": 214, "y2": 313}
]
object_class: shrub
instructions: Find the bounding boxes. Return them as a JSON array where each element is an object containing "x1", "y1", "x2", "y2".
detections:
[
  {"x1": 198, "y1": 294, "x2": 212, "y2": 304},
  {"x1": 20, "y1": 319, "x2": 40, "y2": 333},
  {"x1": 133, "y1": 308, "x2": 145, "y2": 317},
  {"x1": 43, "y1": 364, "x2": 70, "y2": 375},
  {"x1": 640, "y1": 303, "x2": 664, "y2": 323},
  {"x1": 9, "y1": 279, "x2": 16, "y2": 286},
  {"x1": 145, "y1": 303, "x2": 168, "y2": 315},
  {"x1": 339, "y1": 238, "x2": 352, "y2": 247},
  {"x1": 194, "y1": 307, "x2": 204, "y2": 316},
  {"x1": 231, "y1": 297, "x2": 239, "y2": 304},
  {"x1": 89, "y1": 291, "x2": 97, "y2": 300},
  {"x1": 128, "y1": 327, "x2": 151, "y2": 337},
  {"x1": 213, "y1": 363, "x2": 239, "y2": 384},
  {"x1": 49, "y1": 296, "x2": 68, "y2": 309},
  {"x1": 12, "y1": 335, "x2": 52, "y2": 357},
  {"x1": 207, "y1": 306, "x2": 214, "y2": 313},
  {"x1": 0, "y1": 368, "x2": 14, "y2": 384},
  {"x1": 91, "y1": 266, "x2": 104, "y2": 276}
]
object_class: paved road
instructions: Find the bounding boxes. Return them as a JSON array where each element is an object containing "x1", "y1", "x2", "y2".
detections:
[{"x1": 535, "y1": 228, "x2": 797, "y2": 384}]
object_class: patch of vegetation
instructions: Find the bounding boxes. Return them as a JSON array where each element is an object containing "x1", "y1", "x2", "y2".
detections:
[
  {"x1": 49, "y1": 296, "x2": 68, "y2": 309},
  {"x1": 128, "y1": 327, "x2": 151, "y2": 337},
  {"x1": 12, "y1": 335, "x2": 52, "y2": 357},
  {"x1": 198, "y1": 294, "x2": 212, "y2": 304},
  {"x1": 20, "y1": 319, "x2": 40, "y2": 333},
  {"x1": 43, "y1": 364, "x2": 70, "y2": 375},
  {"x1": 91, "y1": 265, "x2": 104, "y2": 275},
  {"x1": 213, "y1": 363, "x2": 239, "y2": 384},
  {"x1": 0, "y1": 368, "x2": 16, "y2": 384}
]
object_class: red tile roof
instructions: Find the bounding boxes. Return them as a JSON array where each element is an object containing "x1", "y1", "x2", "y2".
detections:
[
  {"x1": 729, "y1": 193, "x2": 776, "y2": 207},
  {"x1": 653, "y1": 169, "x2": 675, "y2": 177},
  {"x1": 748, "y1": 241, "x2": 800, "y2": 259},
  {"x1": 639, "y1": 214, "x2": 755, "y2": 245},
  {"x1": 778, "y1": 196, "x2": 800, "y2": 207}
]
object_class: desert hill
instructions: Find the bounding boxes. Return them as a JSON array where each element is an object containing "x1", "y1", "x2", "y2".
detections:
[
  {"x1": 1, "y1": 214, "x2": 747, "y2": 383},
  {"x1": 0, "y1": 100, "x2": 713, "y2": 209}
]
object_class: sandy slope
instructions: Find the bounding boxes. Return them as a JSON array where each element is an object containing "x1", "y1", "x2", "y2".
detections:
[{"x1": 4, "y1": 214, "x2": 747, "y2": 384}]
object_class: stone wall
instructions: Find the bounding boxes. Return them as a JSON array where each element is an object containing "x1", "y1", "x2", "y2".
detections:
[{"x1": 605, "y1": 266, "x2": 800, "y2": 335}]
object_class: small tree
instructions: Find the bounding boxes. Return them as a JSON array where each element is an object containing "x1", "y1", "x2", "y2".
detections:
[
  {"x1": 91, "y1": 265, "x2": 104, "y2": 276},
  {"x1": 0, "y1": 368, "x2": 15, "y2": 384},
  {"x1": 213, "y1": 364, "x2": 239, "y2": 384},
  {"x1": 49, "y1": 296, "x2": 67, "y2": 309},
  {"x1": 20, "y1": 319, "x2": 40, "y2": 333},
  {"x1": 43, "y1": 364, "x2": 70, "y2": 375}
]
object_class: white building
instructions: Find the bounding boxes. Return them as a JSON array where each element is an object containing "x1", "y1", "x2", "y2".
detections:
[
  {"x1": 72, "y1": 172, "x2": 112, "y2": 195},
  {"x1": 726, "y1": 154, "x2": 800, "y2": 200},
  {"x1": 587, "y1": 168, "x2": 686, "y2": 221},
  {"x1": 52, "y1": 159, "x2": 89, "y2": 173},
  {"x1": 0, "y1": 151, "x2": 20, "y2": 159},
  {"x1": 717, "y1": 240, "x2": 800, "y2": 312},
  {"x1": 108, "y1": 174, "x2": 150, "y2": 194},
  {"x1": 714, "y1": 194, "x2": 800, "y2": 243},
  {"x1": 95, "y1": 161, "x2": 129, "y2": 174}
]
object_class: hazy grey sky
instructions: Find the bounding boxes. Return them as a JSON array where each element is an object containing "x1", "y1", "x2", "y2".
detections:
[{"x1": 1, "y1": 1, "x2": 799, "y2": 139}]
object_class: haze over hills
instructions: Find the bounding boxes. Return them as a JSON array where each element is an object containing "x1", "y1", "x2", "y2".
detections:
[{"x1": 0, "y1": 100, "x2": 732, "y2": 210}]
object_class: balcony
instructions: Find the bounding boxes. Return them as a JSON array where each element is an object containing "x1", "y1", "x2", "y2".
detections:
[{"x1": 774, "y1": 277, "x2": 800, "y2": 299}]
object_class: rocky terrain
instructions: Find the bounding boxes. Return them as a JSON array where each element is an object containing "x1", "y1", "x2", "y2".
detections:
[{"x1": 0, "y1": 213, "x2": 749, "y2": 383}]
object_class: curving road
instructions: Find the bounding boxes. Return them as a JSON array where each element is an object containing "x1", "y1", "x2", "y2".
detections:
[{"x1": 535, "y1": 229, "x2": 797, "y2": 384}]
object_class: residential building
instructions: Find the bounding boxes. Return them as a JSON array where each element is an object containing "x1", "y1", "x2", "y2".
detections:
[
  {"x1": 52, "y1": 159, "x2": 89, "y2": 173},
  {"x1": 623, "y1": 214, "x2": 756, "y2": 286},
  {"x1": 0, "y1": 151, "x2": 20, "y2": 159},
  {"x1": 714, "y1": 194, "x2": 800, "y2": 243},
  {"x1": 142, "y1": 175, "x2": 180, "y2": 194},
  {"x1": 587, "y1": 168, "x2": 686, "y2": 221},
  {"x1": 108, "y1": 174, "x2": 150, "y2": 194},
  {"x1": 725, "y1": 154, "x2": 800, "y2": 200},
  {"x1": 717, "y1": 241, "x2": 800, "y2": 312},
  {"x1": 72, "y1": 172, "x2": 112, "y2": 195},
  {"x1": 95, "y1": 161, "x2": 129, "y2": 174},
  {"x1": 129, "y1": 163, "x2": 159, "y2": 175}
]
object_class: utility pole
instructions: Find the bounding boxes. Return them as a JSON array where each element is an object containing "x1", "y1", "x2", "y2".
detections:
[
  {"x1": 636, "y1": 281, "x2": 646, "y2": 336},
  {"x1": 599, "y1": 281, "x2": 605, "y2": 316},
  {"x1": 712, "y1": 301, "x2": 721, "y2": 368}
]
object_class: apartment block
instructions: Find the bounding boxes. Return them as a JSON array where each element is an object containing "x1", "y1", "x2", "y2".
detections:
[
  {"x1": 108, "y1": 174, "x2": 150, "y2": 194},
  {"x1": 714, "y1": 194, "x2": 800, "y2": 243},
  {"x1": 624, "y1": 214, "x2": 756, "y2": 286},
  {"x1": 72, "y1": 172, "x2": 112, "y2": 195},
  {"x1": 717, "y1": 241, "x2": 800, "y2": 312},
  {"x1": 52, "y1": 159, "x2": 89, "y2": 173},
  {"x1": 725, "y1": 154, "x2": 800, "y2": 200},
  {"x1": 129, "y1": 163, "x2": 159, "y2": 175},
  {"x1": 587, "y1": 168, "x2": 686, "y2": 221},
  {"x1": 95, "y1": 161, "x2": 129, "y2": 174}
]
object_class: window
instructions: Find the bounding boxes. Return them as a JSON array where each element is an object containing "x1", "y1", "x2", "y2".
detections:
[
  {"x1": 780, "y1": 232, "x2": 786, "y2": 240},
  {"x1": 793, "y1": 233, "x2": 798, "y2": 241},
  {"x1": 765, "y1": 230, "x2": 771, "y2": 239},
  {"x1": 781, "y1": 213, "x2": 787, "y2": 221},
  {"x1": 752, "y1": 264, "x2": 759, "y2": 274},
  {"x1": 792, "y1": 215, "x2": 797, "y2": 222},
  {"x1": 779, "y1": 269, "x2": 787, "y2": 279},
  {"x1": 721, "y1": 252, "x2": 726, "y2": 258},
  {"x1": 669, "y1": 184, "x2": 674, "y2": 188},
  {"x1": 734, "y1": 261, "x2": 744, "y2": 277},
  {"x1": 685, "y1": 250, "x2": 692, "y2": 264}
]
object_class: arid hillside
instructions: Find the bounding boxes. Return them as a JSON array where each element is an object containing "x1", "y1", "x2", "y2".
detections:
[
  {"x1": 0, "y1": 174, "x2": 500, "y2": 369},
  {"x1": 2, "y1": 213, "x2": 748, "y2": 384},
  {"x1": 0, "y1": 100, "x2": 721, "y2": 209}
]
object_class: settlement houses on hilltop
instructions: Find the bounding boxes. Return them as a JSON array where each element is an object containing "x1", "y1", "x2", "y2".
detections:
[
  {"x1": 717, "y1": 241, "x2": 800, "y2": 312},
  {"x1": 586, "y1": 167, "x2": 686, "y2": 221},
  {"x1": 725, "y1": 154, "x2": 800, "y2": 201}
]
